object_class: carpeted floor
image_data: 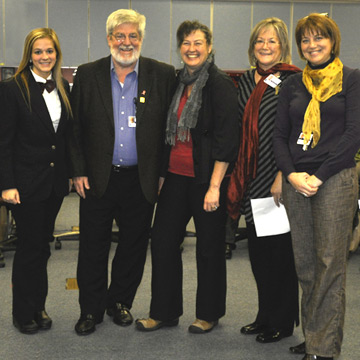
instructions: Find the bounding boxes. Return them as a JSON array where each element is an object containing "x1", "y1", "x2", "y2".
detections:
[{"x1": 0, "y1": 192, "x2": 359, "y2": 360}]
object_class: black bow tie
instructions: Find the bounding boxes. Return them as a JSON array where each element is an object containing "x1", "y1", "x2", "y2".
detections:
[{"x1": 37, "y1": 79, "x2": 56, "y2": 94}]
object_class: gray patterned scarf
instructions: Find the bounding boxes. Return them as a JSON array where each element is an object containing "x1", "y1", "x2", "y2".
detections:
[{"x1": 165, "y1": 53, "x2": 214, "y2": 145}]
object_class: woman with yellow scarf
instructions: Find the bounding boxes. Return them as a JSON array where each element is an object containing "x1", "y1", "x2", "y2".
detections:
[{"x1": 273, "y1": 14, "x2": 360, "y2": 360}]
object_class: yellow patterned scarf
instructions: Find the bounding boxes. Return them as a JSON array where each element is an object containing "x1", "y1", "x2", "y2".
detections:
[{"x1": 302, "y1": 57, "x2": 343, "y2": 148}]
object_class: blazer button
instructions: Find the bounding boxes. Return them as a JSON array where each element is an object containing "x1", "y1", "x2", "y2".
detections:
[
  {"x1": 51, "y1": 145, "x2": 56, "y2": 150},
  {"x1": 50, "y1": 162, "x2": 55, "y2": 167}
]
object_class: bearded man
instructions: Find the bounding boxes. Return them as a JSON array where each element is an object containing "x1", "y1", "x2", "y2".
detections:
[{"x1": 68, "y1": 8, "x2": 176, "y2": 335}]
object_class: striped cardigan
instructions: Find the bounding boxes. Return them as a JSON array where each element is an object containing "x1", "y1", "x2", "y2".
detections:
[{"x1": 238, "y1": 69, "x2": 293, "y2": 223}]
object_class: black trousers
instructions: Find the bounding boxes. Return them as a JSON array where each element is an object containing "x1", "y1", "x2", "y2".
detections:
[
  {"x1": 150, "y1": 172, "x2": 228, "y2": 322},
  {"x1": 11, "y1": 191, "x2": 64, "y2": 322},
  {"x1": 77, "y1": 168, "x2": 154, "y2": 319},
  {"x1": 246, "y1": 222, "x2": 299, "y2": 330}
]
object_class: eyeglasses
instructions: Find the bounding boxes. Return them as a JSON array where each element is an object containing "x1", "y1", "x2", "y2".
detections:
[
  {"x1": 254, "y1": 39, "x2": 279, "y2": 47},
  {"x1": 111, "y1": 33, "x2": 140, "y2": 43}
]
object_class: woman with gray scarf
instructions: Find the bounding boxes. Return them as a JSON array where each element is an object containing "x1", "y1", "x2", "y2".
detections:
[{"x1": 136, "y1": 20, "x2": 239, "y2": 334}]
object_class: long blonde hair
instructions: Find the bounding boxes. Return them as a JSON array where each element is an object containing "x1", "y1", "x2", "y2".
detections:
[{"x1": 14, "y1": 28, "x2": 72, "y2": 116}]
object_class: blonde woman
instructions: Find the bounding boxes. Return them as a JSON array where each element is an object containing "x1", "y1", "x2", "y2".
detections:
[
  {"x1": 227, "y1": 17, "x2": 300, "y2": 344},
  {"x1": 0, "y1": 28, "x2": 72, "y2": 334}
]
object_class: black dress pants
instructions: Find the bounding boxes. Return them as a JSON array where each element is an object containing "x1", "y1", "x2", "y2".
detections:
[
  {"x1": 150, "y1": 172, "x2": 228, "y2": 322},
  {"x1": 246, "y1": 222, "x2": 299, "y2": 330},
  {"x1": 11, "y1": 191, "x2": 64, "y2": 322},
  {"x1": 77, "y1": 169, "x2": 154, "y2": 319}
]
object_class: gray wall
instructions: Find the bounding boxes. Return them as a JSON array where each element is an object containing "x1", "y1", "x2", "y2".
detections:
[{"x1": 1, "y1": 0, "x2": 360, "y2": 70}]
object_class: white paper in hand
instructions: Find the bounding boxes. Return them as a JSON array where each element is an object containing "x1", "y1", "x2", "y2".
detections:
[{"x1": 250, "y1": 197, "x2": 290, "y2": 237}]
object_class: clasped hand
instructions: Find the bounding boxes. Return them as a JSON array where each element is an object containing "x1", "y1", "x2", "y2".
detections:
[{"x1": 288, "y1": 172, "x2": 322, "y2": 197}]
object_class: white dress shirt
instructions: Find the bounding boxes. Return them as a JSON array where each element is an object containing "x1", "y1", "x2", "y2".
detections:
[{"x1": 31, "y1": 69, "x2": 61, "y2": 132}]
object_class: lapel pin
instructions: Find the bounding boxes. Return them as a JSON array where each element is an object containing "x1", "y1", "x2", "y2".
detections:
[{"x1": 140, "y1": 90, "x2": 146, "y2": 103}]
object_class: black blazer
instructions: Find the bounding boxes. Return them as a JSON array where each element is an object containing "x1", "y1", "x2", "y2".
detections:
[
  {"x1": 0, "y1": 70, "x2": 71, "y2": 202},
  {"x1": 68, "y1": 55, "x2": 176, "y2": 204}
]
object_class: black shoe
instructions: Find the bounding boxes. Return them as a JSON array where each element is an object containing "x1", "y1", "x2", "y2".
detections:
[
  {"x1": 13, "y1": 317, "x2": 39, "y2": 334},
  {"x1": 225, "y1": 244, "x2": 232, "y2": 259},
  {"x1": 302, "y1": 355, "x2": 333, "y2": 360},
  {"x1": 107, "y1": 303, "x2": 133, "y2": 326},
  {"x1": 290, "y1": 342, "x2": 306, "y2": 354},
  {"x1": 256, "y1": 328, "x2": 293, "y2": 343},
  {"x1": 240, "y1": 321, "x2": 266, "y2": 335},
  {"x1": 34, "y1": 310, "x2": 52, "y2": 330},
  {"x1": 75, "y1": 314, "x2": 102, "y2": 335}
]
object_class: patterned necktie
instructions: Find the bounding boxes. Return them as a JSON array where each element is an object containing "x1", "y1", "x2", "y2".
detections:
[{"x1": 38, "y1": 79, "x2": 56, "y2": 93}]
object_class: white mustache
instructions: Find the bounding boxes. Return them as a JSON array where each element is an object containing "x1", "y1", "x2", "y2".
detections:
[{"x1": 119, "y1": 45, "x2": 134, "y2": 51}]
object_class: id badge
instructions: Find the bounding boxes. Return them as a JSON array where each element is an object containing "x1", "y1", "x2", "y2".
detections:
[
  {"x1": 297, "y1": 132, "x2": 313, "y2": 151},
  {"x1": 263, "y1": 74, "x2": 281, "y2": 88},
  {"x1": 128, "y1": 116, "x2": 136, "y2": 128}
]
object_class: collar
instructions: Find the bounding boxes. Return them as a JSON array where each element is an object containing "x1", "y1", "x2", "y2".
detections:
[
  {"x1": 308, "y1": 54, "x2": 335, "y2": 70},
  {"x1": 30, "y1": 68, "x2": 53, "y2": 83}
]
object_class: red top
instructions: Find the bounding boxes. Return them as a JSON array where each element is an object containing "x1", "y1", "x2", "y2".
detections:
[{"x1": 168, "y1": 89, "x2": 195, "y2": 177}]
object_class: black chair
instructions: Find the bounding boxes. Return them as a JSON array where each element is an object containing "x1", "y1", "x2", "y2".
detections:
[{"x1": 0, "y1": 202, "x2": 17, "y2": 268}]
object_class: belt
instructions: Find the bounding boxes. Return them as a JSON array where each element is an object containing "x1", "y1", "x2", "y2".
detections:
[{"x1": 111, "y1": 164, "x2": 138, "y2": 172}]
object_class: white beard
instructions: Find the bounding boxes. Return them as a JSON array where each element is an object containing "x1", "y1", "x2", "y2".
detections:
[{"x1": 111, "y1": 45, "x2": 140, "y2": 67}]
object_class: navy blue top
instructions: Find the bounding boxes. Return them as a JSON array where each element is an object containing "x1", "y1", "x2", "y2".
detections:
[{"x1": 273, "y1": 65, "x2": 360, "y2": 183}]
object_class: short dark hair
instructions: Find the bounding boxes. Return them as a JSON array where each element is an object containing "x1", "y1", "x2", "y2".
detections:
[
  {"x1": 295, "y1": 13, "x2": 341, "y2": 60},
  {"x1": 176, "y1": 20, "x2": 212, "y2": 49}
]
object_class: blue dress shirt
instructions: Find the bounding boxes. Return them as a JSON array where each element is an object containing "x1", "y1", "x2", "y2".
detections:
[{"x1": 111, "y1": 58, "x2": 138, "y2": 166}]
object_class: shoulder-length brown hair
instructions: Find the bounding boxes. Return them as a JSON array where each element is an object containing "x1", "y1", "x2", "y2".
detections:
[
  {"x1": 14, "y1": 28, "x2": 72, "y2": 116},
  {"x1": 295, "y1": 13, "x2": 341, "y2": 60},
  {"x1": 248, "y1": 17, "x2": 291, "y2": 66}
]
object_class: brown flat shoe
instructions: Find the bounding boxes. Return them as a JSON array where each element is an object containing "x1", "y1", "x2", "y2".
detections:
[
  {"x1": 135, "y1": 317, "x2": 179, "y2": 332},
  {"x1": 188, "y1": 318, "x2": 218, "y2": 334}
]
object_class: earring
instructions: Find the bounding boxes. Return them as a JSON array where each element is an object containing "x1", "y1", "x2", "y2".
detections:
[{"x1": 29, "y1": 59, "x2": 32, "y2": 63}]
